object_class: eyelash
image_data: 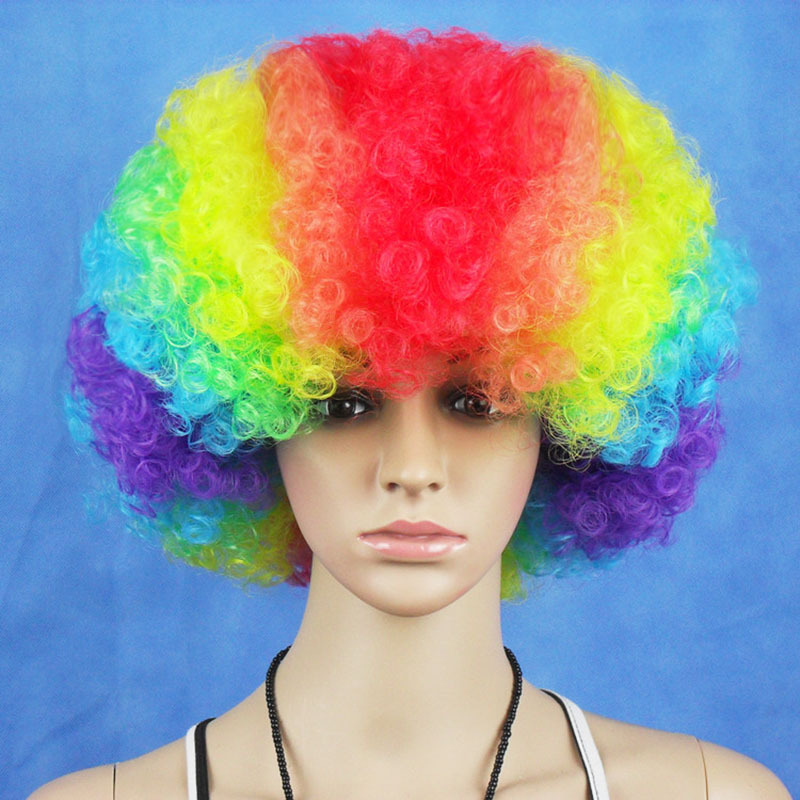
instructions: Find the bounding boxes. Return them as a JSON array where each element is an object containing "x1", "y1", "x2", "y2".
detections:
[
  {"x1": 315, "y1": 389, "x2": 377, "y2": 421},
  {"x1": 314, "y1": 387, "x2": 503, "y2": 422},
  {"x1": 447, "y1": 388, "x2": 503, "y2": 420}
]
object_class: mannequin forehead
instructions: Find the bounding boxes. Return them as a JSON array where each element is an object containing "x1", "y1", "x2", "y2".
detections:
[{"x1": 284, "y1": 354, "x2": 541, "y2": 448}]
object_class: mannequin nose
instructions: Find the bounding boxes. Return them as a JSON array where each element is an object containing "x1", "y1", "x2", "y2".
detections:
[{"x1": 378, "y1": 393, "x2": 446, "y2": 495}]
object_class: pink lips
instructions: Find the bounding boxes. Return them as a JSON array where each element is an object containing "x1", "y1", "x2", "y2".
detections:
[{"x1": 359, "y1": 520, "x2": 467, "y2": 560}]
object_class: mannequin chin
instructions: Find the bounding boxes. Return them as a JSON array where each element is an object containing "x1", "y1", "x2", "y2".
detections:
[
  {"x1": 275, "y1": 374, "x2": 541, "y2": 618},
  {"x1": 301, "y1": 555, "x2": 504, "y2": 619}
]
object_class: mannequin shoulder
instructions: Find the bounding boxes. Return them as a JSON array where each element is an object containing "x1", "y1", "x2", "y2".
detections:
[
  {"x1": 28, "y1": 766, "x2": 114, "y2": 800},
  {"x1": 697, "y1": 739, "x2": 792, "y2": 799},
  {"x1": 585, "y1": 712, "x2": 791, "y2": 799},
  {"x1": 27, "y1": 736, "x2": 187, "y2": 800}
]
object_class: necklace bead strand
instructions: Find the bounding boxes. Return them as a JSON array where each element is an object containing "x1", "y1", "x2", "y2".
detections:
[
  {"x1": 264, "y1": 645, "x2": 523, "y2": 800},
  {"x1": 265, "y1": 647, "x2": 294, "y2": 800},
  {"x1": 484, "y1": 647, "x2": 523, "y2": 800}
]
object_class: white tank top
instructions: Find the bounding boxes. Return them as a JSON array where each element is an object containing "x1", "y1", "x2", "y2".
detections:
[{"x1": 184, "y1": 689, "x2": 611, "y2": 800}]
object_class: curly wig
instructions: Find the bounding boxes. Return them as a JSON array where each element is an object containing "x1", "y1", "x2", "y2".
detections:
[{"x1": 65, "y1": 29, "x2": 754, "y2": 598}]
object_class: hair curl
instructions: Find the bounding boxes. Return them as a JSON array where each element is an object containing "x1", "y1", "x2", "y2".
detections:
[{"x1": 65, "y1": 29, "x2": 754, "y2": 598}]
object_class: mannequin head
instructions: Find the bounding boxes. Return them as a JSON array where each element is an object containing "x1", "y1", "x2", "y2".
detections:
[
  {"x1": 277, "y1": 357, "x2": 541, "y2": 615},
  {"x1": 65, "y1": 29, "x2": 753, "y2": 599}
]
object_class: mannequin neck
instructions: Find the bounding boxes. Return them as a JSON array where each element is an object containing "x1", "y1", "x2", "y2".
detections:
[{"x1": 274, "y1": 558, "x2": 512, "y2": 757}]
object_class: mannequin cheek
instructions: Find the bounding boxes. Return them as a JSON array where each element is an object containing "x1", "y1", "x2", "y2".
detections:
[
  {"x1": 487, "y1": 437, "x2": 540, "y2": 541},
  {"x1": 275, "y1": 443, "x2": 329, "y2": 532}
]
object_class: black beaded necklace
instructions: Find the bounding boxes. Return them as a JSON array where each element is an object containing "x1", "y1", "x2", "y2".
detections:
[{"x1": 265, "y1": 645, "x2": 523, "y2": 800}]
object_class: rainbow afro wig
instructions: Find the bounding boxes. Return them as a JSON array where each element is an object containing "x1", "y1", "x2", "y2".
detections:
[{"x1": 66, "y1": 29, "x2": 754, "y2": 598}]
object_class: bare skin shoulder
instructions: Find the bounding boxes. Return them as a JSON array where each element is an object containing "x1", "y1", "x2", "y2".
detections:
[
  {"x1": 488, "y1": 687, "x2": 703, "y2": 799},
  {"x1": 585, "y1": 710, "x2": 706, "y2": 798},
  {"x1": 28, "y1": 738, "x2": 187, "y2": 800},
  {"x1": 585, "y1": 710, "x2": 791, "y2": 800},
  {"x1": 27, "y1": 765, "x2": 114, "y2": 800},
  {"x1": 698, "y1": 739, "x2": 792, "y2": 800}
]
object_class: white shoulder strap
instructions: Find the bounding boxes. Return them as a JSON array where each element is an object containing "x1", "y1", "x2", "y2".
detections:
[
  {"x1": 542, "y1": 690, "x2": 610, "y2": 800},
  {"x1": 185, "y1": 723, "x2": 199, "y2": 800}
]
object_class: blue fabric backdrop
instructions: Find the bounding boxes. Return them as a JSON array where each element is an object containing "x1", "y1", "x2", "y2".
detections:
[{"x1": 1, "y1": 2, "x2": 798, "y2": 798}]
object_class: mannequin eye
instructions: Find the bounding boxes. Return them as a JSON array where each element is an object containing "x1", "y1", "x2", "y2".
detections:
[
  {"x1": 315, "y1": 389, "x2": 377, "y2": 421},
  {"x1": 448, "y1": 387, "x2": 504, "y2": 420}
]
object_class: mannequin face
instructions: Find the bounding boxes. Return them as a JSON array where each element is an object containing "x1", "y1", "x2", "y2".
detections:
[{"x1": 276, "y1": 362, "x2": 540, "y2": 617}]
